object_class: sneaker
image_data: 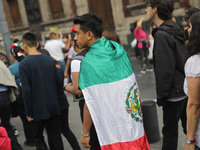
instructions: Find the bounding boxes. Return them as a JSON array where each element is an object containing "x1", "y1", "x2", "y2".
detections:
[
  {"x1": 140, "y1": 68, "x2": 146, "y2": 74},
  {"x1": 14, "y1": 129, "x2": 19, "y2": 136},
  {"x1": 146, "y1": 66, "x2": 153, "y2": 72}
]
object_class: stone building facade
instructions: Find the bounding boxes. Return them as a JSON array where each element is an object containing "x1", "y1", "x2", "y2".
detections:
[{"x1": 0, "y1": 0, "x2": 199, "y2": 51}]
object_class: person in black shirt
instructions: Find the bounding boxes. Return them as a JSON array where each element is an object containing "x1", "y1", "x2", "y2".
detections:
[{"x1": 19, "y1": 32, "x2": 64, "y2": 150}]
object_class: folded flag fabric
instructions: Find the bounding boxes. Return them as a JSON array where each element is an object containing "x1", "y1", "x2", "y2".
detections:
[{"x1": 79, "y1": 37, "x2": 150, "y2": 150}]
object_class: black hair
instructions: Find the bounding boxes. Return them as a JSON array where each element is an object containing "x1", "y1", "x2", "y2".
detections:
[
  {"x1": 185, "y1": 5, "x2": 191, "y2": 10},
  {"x1": 10, "y1": 46, "x2": 25, "y2": 62},
  {"x1": 186, "y1": 11, "x2": 200, "y2": 61},
  {"x1": 22, "y1": 32, "x2": 37, "y2": 48},
  {"x1": 146, "y1": 0, "x2": 174, "y2": 20},
  {"x1": 13, "y1": 39, "x2": 20, "y2": 43},
  {"x1": 73, "y1": 13, "x2": 104, "y2": 38}
]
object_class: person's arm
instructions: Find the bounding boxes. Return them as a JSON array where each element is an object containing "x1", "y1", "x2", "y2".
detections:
[
  {"x1": 81, "y1": 103, "x2": 92, "y2": 148},
  {"x1": 154, "y1": 31, "x2": 176, "y2": 105},
  {"x1": 185, "y1": 77, "x2": 200, "y2": 150},
  {"x1": 136, "y1": 17, "x2": 143, "y2": 30},
  {"x1": 19, "y1": 63, "x2": 33, "y2": 121},
  {"x1": 64, "y1": 58, "x2": 72, "y2": 78},
  {"x1": 65, "y1": 72, "x2": 82, "y2": 95},
  {"x1": 63, "y1": 34, "x2": 71, "y2": 51}
]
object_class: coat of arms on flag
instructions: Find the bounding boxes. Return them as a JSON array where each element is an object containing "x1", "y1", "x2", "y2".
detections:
[{"x1": 126, "y1": 82, "x2": 143, "y2": 123}]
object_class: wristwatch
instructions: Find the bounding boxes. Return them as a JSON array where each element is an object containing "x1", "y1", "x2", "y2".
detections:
[{"x1": 186, "y1": 138, "x2": 196, "y2": 144}]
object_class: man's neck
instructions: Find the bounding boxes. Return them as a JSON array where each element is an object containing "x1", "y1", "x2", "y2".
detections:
[
  {"x1": 154, "y1": 17, "x2": 165, "y2": 28},
  {"x1": 27, "y1": 48, "x2": 41, "y2": 55},
  {"x1": 88, "y1": 37, "x2": 101, "y2": 47}
]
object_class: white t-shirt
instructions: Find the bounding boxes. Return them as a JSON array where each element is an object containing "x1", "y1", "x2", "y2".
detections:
[
  {"x1": 184, "y1": 53, "x2": 200, "y2": 147},
  {"x1": 44, "y1": 40, "x2": 65, "y2": 61},
  {"x1": 71, "y1": 60, "x2": 81, "y2": 73},
  {"x1": 68, "y1": 46, "x2": 75, "y2": 59}
]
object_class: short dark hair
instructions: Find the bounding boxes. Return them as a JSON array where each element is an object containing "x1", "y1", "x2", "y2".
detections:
[
  {"x1": 73, "y1": 13, "x2": 104, "y2": 38},
  {"x1": 13, "y1": 39, "x2": 20, "y2": 43},
  {"x1": 146, "y1": 0, "x2": 174, "y2": 20},
  {"x1": 22, "y1": 32, "x2": 37, "y2": 48}
]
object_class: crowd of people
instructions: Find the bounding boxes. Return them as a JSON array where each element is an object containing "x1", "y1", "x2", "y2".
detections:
[{"x1": 0, "y1": 0, "x2": 200, "y2": 150}]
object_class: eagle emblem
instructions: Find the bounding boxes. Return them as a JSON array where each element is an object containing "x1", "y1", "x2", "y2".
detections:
[{"x1": 125, "y1": 82, "x2": 143, "y2": 122}]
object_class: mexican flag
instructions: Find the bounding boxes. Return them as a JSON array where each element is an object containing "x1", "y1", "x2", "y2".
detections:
[{"x1": 79, "y1": 37, "x2": 150, "y2": 150}]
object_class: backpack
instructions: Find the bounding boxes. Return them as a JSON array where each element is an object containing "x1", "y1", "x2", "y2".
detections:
[{"x1": 71, "y1": 49, "x2": 87, "y2": 102}]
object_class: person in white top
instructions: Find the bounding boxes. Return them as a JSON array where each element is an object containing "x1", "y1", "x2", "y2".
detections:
[
  {"x1": 44, "y1": 32, "x2": 71, "y2": 71},
  {"x1": 184, "y1": 11, "x2": 200, "y2": 150}
]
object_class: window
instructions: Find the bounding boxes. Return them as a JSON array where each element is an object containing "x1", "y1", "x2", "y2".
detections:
[
  {"x1": 49, "y1": 0, "x2": 64, "y2": 20},
  {"x1": 7, "y1": 0, "x2": 22, "y2": 27}
]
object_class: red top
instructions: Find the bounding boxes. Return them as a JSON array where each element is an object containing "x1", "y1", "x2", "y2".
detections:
[{"x1": 0, "y1": 127, "x2": 11, "y2": 150}]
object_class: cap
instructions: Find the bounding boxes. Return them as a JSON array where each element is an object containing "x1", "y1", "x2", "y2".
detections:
[
  {"x1": 71, "y1": 25, "x2": 76, "y2": 33},
  {"x1": 184, "y1": 7, "x2": 200, "y2": 19}
]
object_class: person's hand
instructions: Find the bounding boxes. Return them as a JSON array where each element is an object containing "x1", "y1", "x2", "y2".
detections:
[
  {"x1": 185, "y1": 143, "x2": 195, "y2": 150},
  {"x1": 67, "y1": 83, "x2": 72, "y2": 86},
  {"x1": 68, "y1": 34, "x2": 71, "y2": 40},
  {"x1": 56, "y1": 63, "x2": 61, "y2": 68},
  {"x1": 81, "y1": 135, "x2": 91, "y2": 148},
  {"x1": 64, "y1": 71, "x2": 68, "y2": 78},
  {"x1": 27, "y1": 117, "x2": 34, "y2": 122},
  {"x1": 63, "y1": 53, "x2": 68, "y2": 58},
  {"x1": 137, "y1": 17, "x2": 143, "y2": 29}
]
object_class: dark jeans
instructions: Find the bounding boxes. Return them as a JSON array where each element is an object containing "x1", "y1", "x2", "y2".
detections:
[
  {"x1": 14, "y1": 100, "x2": 34, "y2": 144},
  {"x1": 0, "y1": 92, "x2": 22, "y2": 150},
  {"x1": 46, "y1": 109, "x2": 80, "y2": 150},
  {"x1": 79, "y1": 100, "x2": 101, "y2": 150},
  {"x1": 139, "y1": 41, "x2": 150, "y2": 68},
  {"x1": 162, "y1": 97, "x2": 187, "y2": 150},
  {"x1": 32, "y1": 115, "x2": 64, "y2": 150}
]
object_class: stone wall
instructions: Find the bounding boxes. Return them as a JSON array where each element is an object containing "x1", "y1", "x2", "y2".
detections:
[{"x1": 0, "y1": 0, "x2": 200, "y2": 51}]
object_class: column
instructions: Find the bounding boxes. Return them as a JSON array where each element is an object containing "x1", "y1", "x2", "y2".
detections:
[
  {"x1": 17, "y1": 0, "x2": 29, "y2": 27},
  {"x1": 38, "y1": 0, "x2": 52, "y2": 22},
  {"x1": 110, "y1": 0, "x2": 125, "y2": 29},
  {"x1": 75, "y1": 0, "x2": 89, "y2": 15},
  {"x1": 61, "y1": 0, "x2": 71, "y2": 18}
]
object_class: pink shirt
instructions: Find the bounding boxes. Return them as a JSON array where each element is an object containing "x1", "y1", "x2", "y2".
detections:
[{"x1": 133, "y1": 28, "x2": 147, "y2": 49}]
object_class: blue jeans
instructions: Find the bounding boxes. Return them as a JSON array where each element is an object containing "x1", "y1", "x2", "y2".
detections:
[{"x1": 58, "y1": 60, "x2": 66, "y2": 72}]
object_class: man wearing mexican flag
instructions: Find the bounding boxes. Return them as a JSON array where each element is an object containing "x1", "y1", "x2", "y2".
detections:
[{"x1": 73, "y1": 13, "x2": 150, "y2": 150}]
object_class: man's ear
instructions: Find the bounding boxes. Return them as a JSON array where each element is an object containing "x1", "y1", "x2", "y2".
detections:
[
  {"x1": 87, "y1": 31, "x2": 93, "y2": 40},
  {"x1": 23, "y1": 43, "x2": 28, "y2": 50},
  {"x1": 153, "y1": 7, "x2": 157, "y2": 13}
]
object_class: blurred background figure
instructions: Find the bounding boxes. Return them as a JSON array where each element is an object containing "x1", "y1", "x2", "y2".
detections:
[
  {"x1": 102, "y1": 30, "x2": 121, "y2": 44},
  {"x1": 64, "y1": 26, "x2": 75, "y2": 83},
  {"x1": 133, "y1": 17, "x2": 153, "y2": 74},
  {"x1": 44, "y1": 32, "x2": 70, "y2": 72},
  {"x1": 184, "y1": 7, "x2": 200, "y2": 44}
]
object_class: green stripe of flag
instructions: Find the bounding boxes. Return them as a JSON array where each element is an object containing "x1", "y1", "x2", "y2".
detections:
[{"x1": 79, "y1": 37, "x2": 133, "y2": 90}]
